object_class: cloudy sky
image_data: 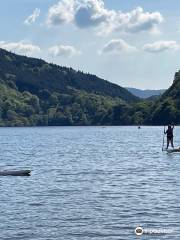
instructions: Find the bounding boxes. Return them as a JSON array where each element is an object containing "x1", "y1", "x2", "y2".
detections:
[{"x1": 1, "y1": 0, "x2": 180, "y2": 89}]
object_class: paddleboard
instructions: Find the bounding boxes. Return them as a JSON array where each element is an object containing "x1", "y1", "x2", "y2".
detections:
[
  {"x1": 166, "y1": 148, "x2": 180, "y2": 153},
  {"x1": 0, "y1": 170, "x2": 31, "y2": 176}
]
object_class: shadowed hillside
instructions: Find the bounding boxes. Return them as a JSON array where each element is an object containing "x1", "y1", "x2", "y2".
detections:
[
  {"x1": 0, "y1": 48, "x2": 138, "y2": 102},
  {"x1": 150, "y1": 72, "x2": 180, "y2": 124},
  {"x1": 0, "y1": 48, "x2": 141, "y2": 126},
  {"x1": 0, "y1": 48, "x2": 179, "y2": 126}
]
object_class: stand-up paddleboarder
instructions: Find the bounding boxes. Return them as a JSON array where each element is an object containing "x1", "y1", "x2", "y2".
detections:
[{"x1": 164, "y1": 125, "x2": 174, "y2": 149}]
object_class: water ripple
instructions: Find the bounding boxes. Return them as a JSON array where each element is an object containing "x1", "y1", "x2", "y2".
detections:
[{"x1": 0, "y1": 126, "x2": 180, "y2": 239}]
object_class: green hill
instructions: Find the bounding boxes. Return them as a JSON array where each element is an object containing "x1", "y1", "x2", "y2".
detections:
[
  {"x1": 0, "y1": 48, "x2": 138, "y2": 102},
  {"x1": 0, "y1": 48, "x2": 139, "y2": 126},
  {"x1": 1, "y1": 47, "x2": 179, "y2": 126},
  {"x1": 150, "y1": 72, "x2": 180, "y2": 125}
]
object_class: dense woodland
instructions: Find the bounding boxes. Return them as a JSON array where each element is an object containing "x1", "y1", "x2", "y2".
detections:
[{"x1": 0, "y1": 48, "x2": 179, "y2": 126}]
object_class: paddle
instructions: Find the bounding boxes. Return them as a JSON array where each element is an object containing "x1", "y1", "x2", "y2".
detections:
[{"x1": 162, "y1": 125, "x2": 165, "y2": 151}]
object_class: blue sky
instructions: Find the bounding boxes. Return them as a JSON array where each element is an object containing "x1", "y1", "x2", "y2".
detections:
[{"x1": 1, "y1": 0, "x2": 180, "y2": 89}]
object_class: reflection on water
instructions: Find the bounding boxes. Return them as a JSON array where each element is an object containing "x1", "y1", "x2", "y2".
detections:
[{"x1": 0, "y1": 126, "x2": 179, "y2": 239}]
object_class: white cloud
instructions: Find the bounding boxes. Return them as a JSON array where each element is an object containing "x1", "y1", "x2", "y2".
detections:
[
  {"x1": 113, "y1": 7, "x2": 163, "y2": 34},
  {"x1": 47, "y1": 0, "x2": 163, "y2": 34},
  {"x1": 47, "y1": 0, "x2": 75, "y2": 25},
  {"x1": 143, "y1": 41, "x2": 180, "y2": 53},
  {"x1": 48, "y1": 44, "x2": 81, "y2": 57},
  {"x1": 100, "y1": 39, "x2": 137, "y2": 55},
  {"x1": 73, "y1": 0, "x2": 112, "y2": 29},
  {"x1": 0, "y1": 41, "x2": 41, "y2": 56},
  {"x1": 24, "y1": 8, "x2": 40, "y2": 25}
]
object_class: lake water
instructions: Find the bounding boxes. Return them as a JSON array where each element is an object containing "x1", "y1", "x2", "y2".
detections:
[{"x1": 0, "y1": 126, "x2": 180, "y2": 239}]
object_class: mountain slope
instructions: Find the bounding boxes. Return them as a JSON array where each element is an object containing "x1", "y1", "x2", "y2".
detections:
[
  {"x1": 1, "y1": 47, "x2": 179, "y2": 126},
  {"x1": 0, "y1": 48, "x2": 141, "y2": 126},
  {"x1": 150, "y1": 72, "x2": 180, "y2": 124},
  {"x1": 126, "y1": 87, "x2": 165, "y2": 99},
  {"x1": 0, "y1": 48, "x2": 138, "y2": 103},
  {"x1": 0, "y1": 78, "x2": 125, "y2": 126}
]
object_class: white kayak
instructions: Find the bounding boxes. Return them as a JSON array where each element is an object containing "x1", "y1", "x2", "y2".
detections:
[{"x1": 0, "y1": 170, "x2": 31, "y2": 176}]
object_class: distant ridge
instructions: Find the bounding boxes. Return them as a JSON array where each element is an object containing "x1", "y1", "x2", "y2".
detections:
[{"x1": 126, "y1": 87, "x2": 165, "y2": 99}]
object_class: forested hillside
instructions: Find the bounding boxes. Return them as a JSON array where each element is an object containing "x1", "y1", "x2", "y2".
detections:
[
  {"x1": 0, "y1": 49, "x2": 138, "y2": 102},
  {"x1": 150, "y1": 72, "x2": 180, "y2": 125},
  {"x1": 0, "y1": 48, "x2": 179, "y2": 126},
  {"x1": 0, "y1": 48, "x2": 141, "y2": 126}
]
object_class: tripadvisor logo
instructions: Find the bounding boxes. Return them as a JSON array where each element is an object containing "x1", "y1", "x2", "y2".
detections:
[
  {"x1": 135, "y1": 227, "x2": 143, "y2": 236},
  {"x1": 135, "y1": 226, "x2": 173, "y2": 236}
]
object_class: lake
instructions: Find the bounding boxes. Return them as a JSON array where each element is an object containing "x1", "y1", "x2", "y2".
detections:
[{"x1": 0, "y1": 126, "x2": 180, "y2": 239}]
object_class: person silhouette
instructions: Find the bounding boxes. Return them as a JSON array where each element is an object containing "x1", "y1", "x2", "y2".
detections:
[{"x1": 164, "y1": 125, "x2": 174, "y2": 149}]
